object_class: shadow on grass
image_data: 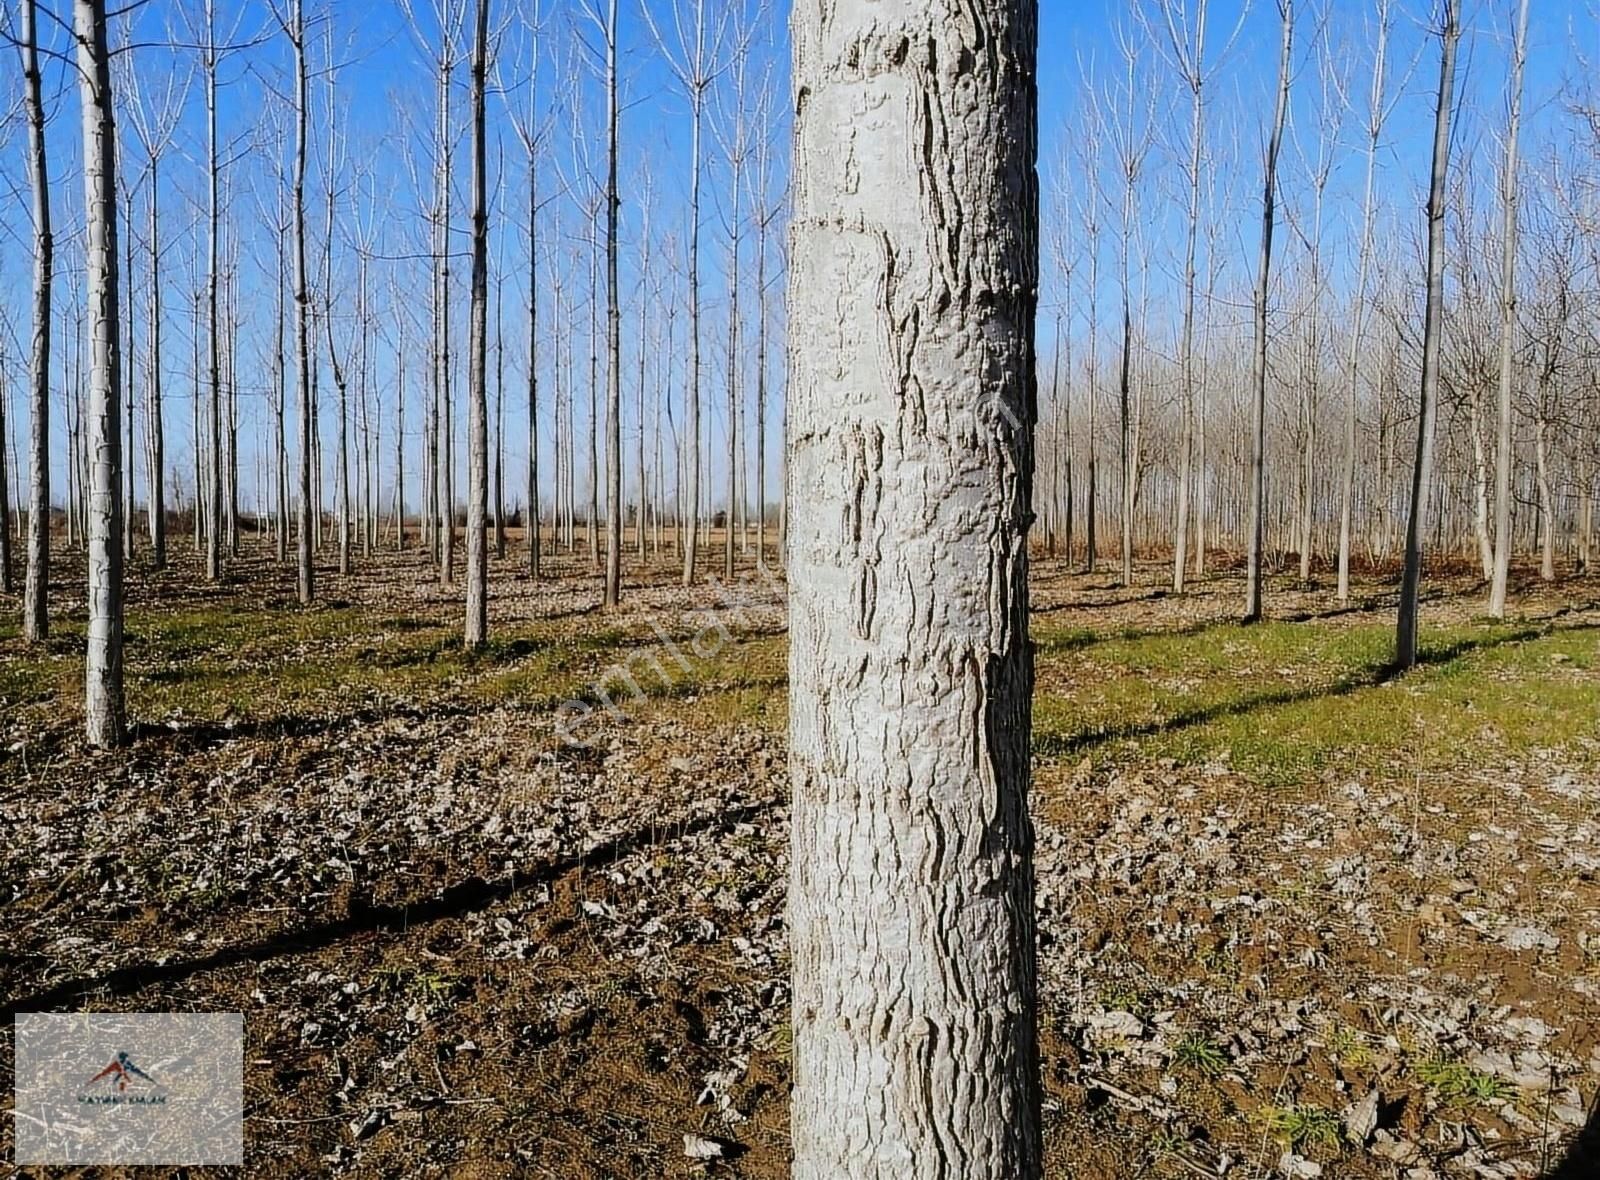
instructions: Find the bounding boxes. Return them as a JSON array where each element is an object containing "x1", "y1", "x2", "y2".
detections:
[
  {"x1": 1033, "y1": 622, "x2": 1565, "y2": 759},
  {"x1": 1033, "y1": 589, "x2": 1427, "y2": 653},
  {"x1": 0, "y1": 798, "x2": 777, "y2": 1017}
]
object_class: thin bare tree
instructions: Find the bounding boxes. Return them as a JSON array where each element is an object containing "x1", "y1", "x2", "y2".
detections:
[
  {"x1": 501, "y1": 0, "x2": 551, "y2": 578},
  {"x1": 19, "y1": 0, "x2": 52, "y2": 640},
  {"x1": 1396, "y1": 0, "x2": 1462, "y2": 670},
  {"x1": 1336, "y1": 0, "x2": 1400, "y2": 602},
  {"x1": 642, "y1": 0, "x2": 728, "y2": 587},
  {"x1": 1147, "y1": 0, "x2": 1243, "y2": 592},
  {"x1": 464, "y1": 0, "x2": 490, "y2": 645},
  {"x1": 1488, "y1": 0, "x2": 1532, "y2": 618},
  {"x1": 1244, "y1": 0, "x2": 1293, "y2": 623}
]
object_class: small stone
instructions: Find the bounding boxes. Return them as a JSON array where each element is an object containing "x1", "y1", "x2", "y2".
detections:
[
  {"x1": 1372, "y1": 1130, "x2": 1420, "y2": 1165},
  {"x1": 1278, "y1": 1151, "x2": 1322, "y2": 1178},
  {"x1": 683, "y1": 1133, "x2": 725, "y2": 1160},
  {"x1": 1502, "y1": 925, "x2": 1559, "y2": 952},
  {"x1": 1344, "y1": 1088, "x2": 1380, "y2": 1146}
]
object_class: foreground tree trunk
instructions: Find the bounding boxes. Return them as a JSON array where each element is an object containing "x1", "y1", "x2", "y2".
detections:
[
  {"x1": 786, "y1": 1, "x2": 1043, "y2": 1175},
  {"x1": 465, "y1": 0, "x2": 489, "y2": 647},
  {"x1": 1396, "y1": 0, "x2": 1461, "y2": 670},
  {"x1": 21, "y1": 0, "x2": 52, "y2": 639},
  {"x1": 1244, "y1": 0, "x2": 1292, "y2": 623},
  {"x1": 77, "y1": 0, "x2": 127, "y2": 748},
  {"x1": 1488, "y1": 0, "x2": 1530, "y2": 619}
]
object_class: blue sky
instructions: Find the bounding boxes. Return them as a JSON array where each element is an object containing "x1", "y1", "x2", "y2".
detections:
[{"x1": 0, "y1": 0, "x2": 1588, "y2": 517}]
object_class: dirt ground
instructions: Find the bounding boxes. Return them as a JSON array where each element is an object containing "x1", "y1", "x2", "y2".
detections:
[{"x1": 2, "y1": 536, "x2": 1598, "y2": 1179}]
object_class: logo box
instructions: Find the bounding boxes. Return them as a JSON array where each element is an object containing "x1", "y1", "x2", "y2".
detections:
[{"x1": 14, "y1": 1012, "x2": 243, "y2": 1165}]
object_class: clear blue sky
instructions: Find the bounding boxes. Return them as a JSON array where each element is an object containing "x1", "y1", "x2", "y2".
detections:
[{"x1": 0, "y1": 0, "x2": 1585, "y2": 515}]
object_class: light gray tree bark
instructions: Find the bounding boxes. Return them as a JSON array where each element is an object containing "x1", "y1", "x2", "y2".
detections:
[
  {"x1": 642, "y1": 0, "x2": 717, "y2": 588},
  {"x1": 493, "y1": 271, "x2": 505, "y2": 560},
  {"x1": 751, "y1": 93, "x2": 778, "y2": 571},
  {"x1": 1488, "y1": 0, "x2": 1530, "y2": 618},
  {"x1": 1337, "y1": 0, "x2": 1394, "y2": 603},
  {"x1": 465, "y1": 0, "x2": 489, "y2": 647},
  {"x1": 0, "y1": 340, "x2": 9, "y2": 595},
  {"x1": 786, "y1": 0, "x2": 1043, "y2": 1175},
  {"x1": 503, "y1": 5, "x2": 545, "y2": 577},
  {"x1": 289, "y1": 0, "x2": 314, "y2": 605},
  {"x1": 77, "y1": 0, "x2": 127, "y2": 748},
  {"x1": 1152, "y1": 0, "x2": 1235, "y2": 593},
  {"x1": 144, "y1": 162, "x2": 165, "y2": 566},
  {"x1": 319, "y1": 55, "x2": 353, "y2": 579},
  {"x1": 20, "y1": 0, "x2": 52, "y2": 640},
  {"x1": 201, "y1": 0, "x2": 224, "y2": 582},
  {"x1": 393, "y1": 319, "x2": 406, "y2": 549},
  {"x1": 1396, "y1": 0, "x2": 1461, "y2": 670},
  {"x1": 1244, "y1": 0, "x2": 1293, "y2": 623},
  {"x1": 598, "y1": 0, "x2": 622, "y2": 607}
]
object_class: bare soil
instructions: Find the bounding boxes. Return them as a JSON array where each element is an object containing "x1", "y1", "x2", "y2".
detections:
[{"x1": 2, "y1": 540, "x2": 1598, "y2": 1179}]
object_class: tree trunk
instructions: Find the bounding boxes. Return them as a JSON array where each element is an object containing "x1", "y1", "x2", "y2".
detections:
[
  {"x1": 603, "y1": 0, "x2": 623, "y2": 608},
  {"x1": 1470, "y1": 389, "x2": 1494, "y2": 579},
  {"x1": 77, "y1": 0, "x2": 127, "y2": 748},
  {"x1": 437, "y1": 49, "x2": 456, "y2": 587},
  {"x1": 754, "y1": 200, "x2": 769, "y2": 569},
  {"x1": 465, "y1": 0, "x2": 490, "y2": 648},
  {"x1": 292, "y1": 0, "x2": 314, "y2": 605},
  {"x1": 494, "y1": 281, "x2": 506, "y2": 560},
  {"x1": 204, "y1": 0, "x2": 223, "y2": 583},
  {"x1": 1395, "y1": 0, "x2": 1460, "y2": 670},
  {"x1": 526, "y1": 98, "x2": 541, "y2": 579},
  {"x1": 21, "y1": 0, "x2": 52, "y2": 640},
  {"x1": 123, "y1": 184, "x2": 136, "y2": 564},
  {"x1": 1535, "y1": 412, "x2": 1555, "y2": 582},
  {"x1": 1488, "y1": 0, "x2": 1530, "y2": 618},
  {"x1": 1173, "y1": 28, "x2": 1203, "y2": 594},
  {"x1": 1337, "y1": 5, "x2": 1388, "y2": 603},
  {"x1": 681, "y1": 0, "x2": 705, "y2": 589},
  {"x1": 394, "y1": 336, "x2": 406, "y2": 549},
  {"x1": 0, "y1": 342, "x2": 9, "y2": 595},
  {"x1": 146, "y1": 161, "x2": 167, "y2": 568},
  {"x1": 787, "y1": 1, "x2": 1043, "y2": 1175},
  {"x1": 1244, "y1": 0, "x2": 1292, "y2": 623},
  {"x1": 588, "y1": 237, "x2": 599, "y2": 571}
]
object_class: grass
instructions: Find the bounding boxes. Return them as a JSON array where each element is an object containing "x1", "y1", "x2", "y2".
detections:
[
  {"x1": 6, "y1": 581, "x2": 1596, "y2": 789},
  {"x1": 1032, "y1": 616, "x2": 1599, "y2": 784},
  {"x1": 1253, "y1": 1103, "x2": 1342, "y2": 1151},
  {"x1": 1, "y1": 598, "x2": 788, "y2": 735},
  {"x1": 1323, "y1": 1023, "x2": 1376, "y2": 1070},
  {"x1": 1415, "y1": 1056, "x2": 1516, "y2": 1105},
  {"x1": 1170, "y1": 1033, "x2": 1230, "y2": 1077}
]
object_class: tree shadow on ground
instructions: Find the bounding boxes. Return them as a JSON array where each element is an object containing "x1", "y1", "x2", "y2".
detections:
[
  {"x1": 1035, "y1": 621, "x2": 1578, "y2": 759},
  {"x1": 0, "y1": 799, "x2": 777, "y2": 1018},
  {"x1": 1032, "y1": 588, "x2": 1444, "y2": 652}
]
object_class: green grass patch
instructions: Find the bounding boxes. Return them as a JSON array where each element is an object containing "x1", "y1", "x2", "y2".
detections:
[
  {"x1": 1252, "y1": 1103, "x2": 1342, "y2": 1151},
  {"x1": 1032, "y1": 617, "x2": 1598, "y2": 784},
  {"x1": 1415, "y1": 1056, "x2": 1515, "y2": 1106}
]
